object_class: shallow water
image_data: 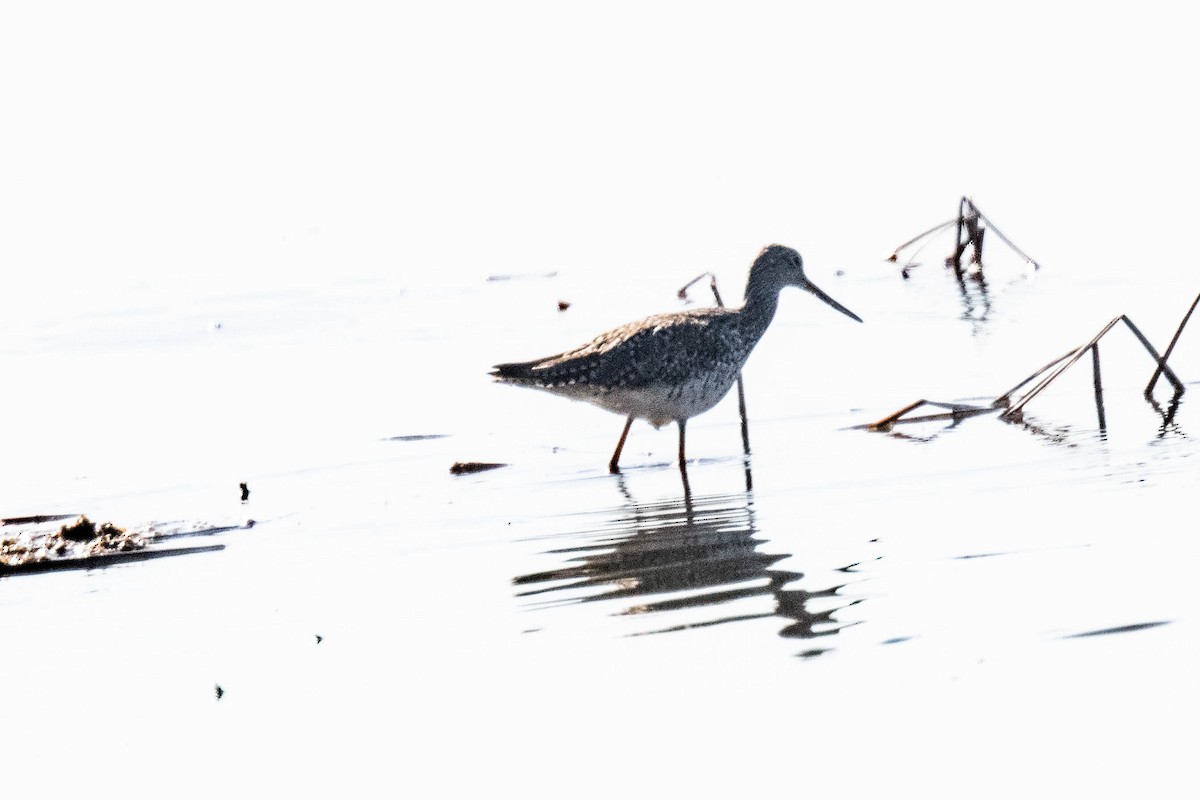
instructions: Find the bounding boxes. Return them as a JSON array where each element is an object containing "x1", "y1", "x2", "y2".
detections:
[{"x1": 3, "y1": 245, "x2": 1198, "y2": 796}]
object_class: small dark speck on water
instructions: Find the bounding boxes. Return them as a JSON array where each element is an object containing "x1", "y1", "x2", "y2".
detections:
[
  {"x1": 215, "y1": 685, "x2": 224, "y2": 700},
  {"x1": 240, "y1": 482, "x2": 250, "y2": 502},
  {"x1": 557, "y1": 300, "x2": 571, "y2": 311},
  {"x1": 450, "y1": 462, "x2": 507, "y2": 475},
  {"x1": 315, "y1": 635, "x2": 323, "y2": 644},
  {"x1": 835, "y1": 269, "x2": 845, "y2": 276}
]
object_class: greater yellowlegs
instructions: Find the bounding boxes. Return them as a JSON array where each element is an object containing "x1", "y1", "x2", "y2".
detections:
[{"x1": 491, "y1": 244, "x2": 862, "y2": 473}]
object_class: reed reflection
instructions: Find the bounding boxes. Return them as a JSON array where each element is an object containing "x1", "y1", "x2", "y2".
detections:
[
  {"x1": 513, "y1": 482, "x2": 857, "y2": 651},
  {"x1": 1148, "y1": 392, "x2": 1186, "y2": 439},
  {"x1": 954, "y1": 272, "x2": 992, "y2": 337}
]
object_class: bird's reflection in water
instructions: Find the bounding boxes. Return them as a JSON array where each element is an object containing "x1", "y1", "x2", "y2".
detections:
[{"x1": 514, "y1": 479, "x2": 859, "y2": 653}]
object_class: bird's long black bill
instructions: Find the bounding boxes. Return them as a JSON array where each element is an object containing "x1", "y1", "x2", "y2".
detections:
[{"x1": 804, "y1": 279, "x2": 862, "y2": 323}]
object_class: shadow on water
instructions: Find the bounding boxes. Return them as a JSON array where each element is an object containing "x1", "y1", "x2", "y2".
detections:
[{"x1": 513, "y1": 478, "x2": 861, "y2": 656}]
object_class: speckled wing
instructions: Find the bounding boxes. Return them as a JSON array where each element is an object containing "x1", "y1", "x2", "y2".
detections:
[{"x1": 491, "y1": 308, "x2": 740, "y2": 391}]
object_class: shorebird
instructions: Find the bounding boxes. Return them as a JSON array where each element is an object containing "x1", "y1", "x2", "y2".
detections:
[{"x1": 491, "y1": 244, "x2": 862, "y2": 473}]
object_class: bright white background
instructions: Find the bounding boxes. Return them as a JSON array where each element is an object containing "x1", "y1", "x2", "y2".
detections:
[
  {"x1": 4, "y1": 1, "x2": 1197, "y2": 297},
  {"x1": 3, "y1": 4, "x2": 1199, "y2": 798}
]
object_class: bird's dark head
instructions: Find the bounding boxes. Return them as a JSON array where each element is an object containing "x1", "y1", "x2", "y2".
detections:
[
  {"x1": 753, "y1": 244, "x2": 806, "y2": 289},
  {"x1": 748, "y1": 244, "x2": 862, "y2": 323}
]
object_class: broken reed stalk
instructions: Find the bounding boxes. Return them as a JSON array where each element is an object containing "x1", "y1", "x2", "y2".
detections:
[
  {"x1": 992, "y1": 350, "x2": 1076, "y2": 407},
  {"x1": 1091, "y1": 343, "x2": 1107, "y2": 430},
  {"x1": 889, "y1": 196, "x2": 1040, "y2": 274},
  {"x1": 1121, "y1": 316, "x2": 1186, "y2": 393},
  {"x1": 866, "y1": 398, "x2": 930, "y2": 429},
  {"x1": 678, "y1": 272, "x2": 751, "y2": 458},
  {"x1": 971, "y1": 209, "x2": 1039, "y2": 270},
  {"x1": 888, "y1": 218, "x2": 958, "y2": 261},
  {"x1": 865, "y1": 297, "x2": 1196, "y2": 432},
  {"x1": 1008, "y1": 319, "x2": 1128, "y2": 419},
  {"x1": 1145, "y1": 292, "x2": 1200, "y2": 396},
  {"x1": 862, "y1": 399, "x2": 993, "y2": 431},
  {"x1": 949, "y1": 197, "x2": 972, "y2": 278},
  {"x1": 1001, "y1": 319, "x2": 1121, "y2": 417},
  {"x1": 1, "y1": 514, "x2": 79, "y2": 526},
  {"x1": 1001, "y1": 315, "x2": 1185, "y2": 418}
]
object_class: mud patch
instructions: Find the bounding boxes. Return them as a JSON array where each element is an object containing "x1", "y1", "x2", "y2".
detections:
[{"x1": 0, "y1": 516, "x2": 241, "y2": 577}]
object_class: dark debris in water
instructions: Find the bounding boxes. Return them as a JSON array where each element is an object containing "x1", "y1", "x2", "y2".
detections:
[
  {"x1": 1060, "y1": 621, "x2": 1171, "y2": 639},
  {"x1": 450, "y1": 461, "x2": 508, "y2": 475},
  {"x1": 1, "y1": 515, "x2": 144, "y2": 559},
  {"x1": 57, "y1": 516, "x2": 122, "y2": 543},
  {"x1": 387, "y1": 434, "x2": 450, "y2": 442}
]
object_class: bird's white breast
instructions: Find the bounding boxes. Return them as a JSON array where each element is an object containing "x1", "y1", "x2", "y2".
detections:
[{"x1": 587, "y1": 373, "x2": 740, "y2": 428}]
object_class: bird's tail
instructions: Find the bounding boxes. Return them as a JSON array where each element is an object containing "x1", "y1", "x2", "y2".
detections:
[{"x1": 490, "y1": 360, "x2": 540, "y2": 382}]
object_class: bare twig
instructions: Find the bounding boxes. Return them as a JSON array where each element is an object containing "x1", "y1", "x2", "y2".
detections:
[
  {"x1": 973, "y1": 209, "x2": 1040, "y2": 269},
  {"x1": 1120, "y1": 316, "x2": 1184, "y2": 392},
  {"x1": 992, "y1": 350, "x2": 1076, "y2": 408},
  {"x1": 1002, "y1": 318, "x2": 1123, "y2": 417},
  {"x1": 2, "y1": 514, "x2": 79, "y2": 526},
  {"x1": 888, "y1": 218, "x2": 957, "y2": 261},
  {"x1": 947, "y1": 197, "x2": 972, "y2": 278},
  {"x1": 1092, "y1": 343, "x2": 1107, "y2": 430},
  {"x1": 1001, "y1": 315, "x2": 1182, "y2": 419},
  {"x1": 677, "y1": 272, "x2": 723, "y2": 306},
  {"x1": 1145, "y1": 292, "x2": 1200, "y2": 396},
  {"x1": 859, "y1": 399, "x2": 993, "y2": 431}
]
